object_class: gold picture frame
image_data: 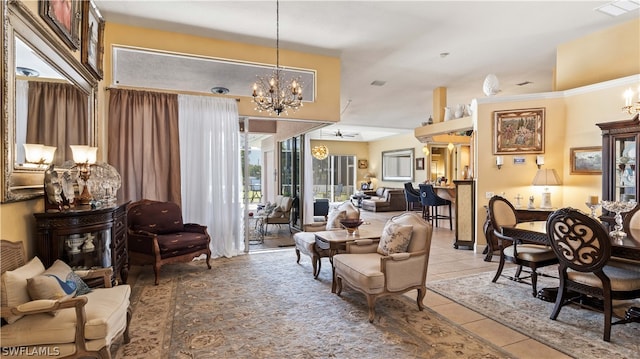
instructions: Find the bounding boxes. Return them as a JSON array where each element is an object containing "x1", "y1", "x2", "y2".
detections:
[
  {"x1": 39, "y1": 0, "x2": 81, "y2": 50},
  {"x1": 570, "y1": 146, "x2": 602, "y2": 174},
  {"x1": 493, "y1": 108, "x2": 545, "y2": 154},
  {"x1": 81, "y1": 0, "x2": 105, "y2": 79},
  {"x1": 358, "y1": 159, "x2": 368, "y2": 169}
]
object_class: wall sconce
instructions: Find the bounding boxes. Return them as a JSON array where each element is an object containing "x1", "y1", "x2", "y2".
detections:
[
  {"x1": 622, "y1": 85, "x2": 640, "y2": 115},
  {"x1": 447, "y1": 142, "x2": 454, "y2": 152},
  {"x1": 422, "y1": 145, "x2": 429, "y2": 155},
  {"x1": 496, "y1": 156, "x2": 504, "y2": 169},
  {"x1": 536, "y1": 155, "x2": 544, "y2": 169},
  {"x1": 70, "y1": 145, "x2": 98, "y2": 204},
  {"x1": 23, "y1": 144, "x2": 56, "y2": 167}
]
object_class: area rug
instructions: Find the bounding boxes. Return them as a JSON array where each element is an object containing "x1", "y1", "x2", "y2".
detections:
[
  {"x1": 116, "y1": 249, "x2": 511, "y2": 358},
  {"x1": 428, "y1": 270, "x2": 640, "y2": 359}
]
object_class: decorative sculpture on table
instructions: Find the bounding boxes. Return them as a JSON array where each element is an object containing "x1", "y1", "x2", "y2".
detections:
[{"x1": 601, "y1": 200, "x2": 637, "y2": 243}]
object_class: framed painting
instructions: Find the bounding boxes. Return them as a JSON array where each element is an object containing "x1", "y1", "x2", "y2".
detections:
[
  {"x1": 570, "y1": 146, "x2": 602, "y2": 174},
  {"x1": 493, "y1": 108, "x2": 545, "y2": 154},
  {"x1": 81, "y1": 0, "x2": 105, "y2": 79},
  {"x1": 39, "y1": 0, "x2": 81, "y2": 50},
  {"x1": 415, "y1": 157, "x2": 425, "y2": 171},
  {"x1": 358, "y1": 159, "x2": 368, "y2": 169}
]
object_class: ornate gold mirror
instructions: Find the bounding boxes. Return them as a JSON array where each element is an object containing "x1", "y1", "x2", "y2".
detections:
[{"x1": 2, "y1": 1, "x2": 97, "y2": 202}]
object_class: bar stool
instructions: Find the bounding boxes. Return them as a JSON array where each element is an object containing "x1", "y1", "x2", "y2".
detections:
[{"x1": 418, "y1": 183, "x2": 453, "y2": 229}]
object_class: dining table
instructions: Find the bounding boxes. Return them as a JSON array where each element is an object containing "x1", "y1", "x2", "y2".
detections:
[{"x1": 500, "y1": 220, "x2": 640, "y2": 322}]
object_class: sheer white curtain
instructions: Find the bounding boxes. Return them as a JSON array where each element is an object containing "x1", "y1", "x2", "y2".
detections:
[{"x1": 178, "y1": 95, "x2": 244, "y2": 258}]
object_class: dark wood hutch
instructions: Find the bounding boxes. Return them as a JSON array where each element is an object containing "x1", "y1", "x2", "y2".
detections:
[
  {"x1": 597, "y1": 113, "x2": 640, "y2": 223},
  {"x1": 33, "y1": 201, "x2": 130, "y2": 285}
]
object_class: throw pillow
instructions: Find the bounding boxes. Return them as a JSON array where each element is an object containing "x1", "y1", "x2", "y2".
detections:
[
  {"x1": 1, "y1": 256, "x2": 46, "y2": 324},
  {"x1": 377, "y1": 221, "x2": 413, "y2": 255},
  {"x1": 27, "y1": 260, "x2": 92, "y2": 302},
  {"x1": 326, "y1": 209, "x2": 347, "y2": 230}
]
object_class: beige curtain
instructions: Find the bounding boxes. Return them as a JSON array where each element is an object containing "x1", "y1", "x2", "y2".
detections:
[
  {"x1": 107, "y1": 88, "x2": 181, "y2": 204},
  {"x1": 26, "y1": 81, "x2": 88, "y2": 163}
]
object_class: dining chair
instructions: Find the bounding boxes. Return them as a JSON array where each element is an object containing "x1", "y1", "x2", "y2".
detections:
[
  {"x1": 418, "y1": 183, "x2": 452, "y2": 229},
  {"x1": 546, "y1": 207, "x2": 640, "y2": 342},
  {"x1": 488, "y1": 195, "x2": 558, "y2": 297},
  {"x1": 403, "y1": 182, "x2": 422, "y2": 211}
]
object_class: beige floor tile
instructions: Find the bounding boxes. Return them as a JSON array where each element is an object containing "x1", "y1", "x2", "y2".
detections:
[
  {"x1": 462, "y1": 318, "x2": 529, "y2": 347},
  {"x1": 502, "y1": 339, "x2": 574, "y2": 359},
  {"x1": 429, "y1": 301, "x2": 485, "y2": 324}
]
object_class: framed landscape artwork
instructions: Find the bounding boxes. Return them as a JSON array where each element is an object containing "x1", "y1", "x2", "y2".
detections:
[
  {"x1": 415, "y1": 157, "x2": 425, "y2": 171},
  {"x1": 570, "y1": 146, "x2": 602, "y2": 174},
  {"x1": 40, "y1": 0, "x2": 81, "y2": 49},
  {"x1": 81, "y1": 0, "x2": 105, "y2": 79},
  {"x1": 493, "y1": 108, "x2": 545, "y2": 155}
]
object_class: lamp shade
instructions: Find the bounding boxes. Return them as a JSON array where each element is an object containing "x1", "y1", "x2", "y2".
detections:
[
  {"x1": 70, "y1": 145, "x2": 98, "y2": 164},
  {"x1": 23, "y1": 144, "x2": 56, "y2": 164},
  {"x1": 532, "y1": 169, "x2": 561, "y2": 186}
]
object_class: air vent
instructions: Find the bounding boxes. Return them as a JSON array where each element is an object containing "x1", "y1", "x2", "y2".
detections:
[{"x1": 370, "y1": 80, "x2": 386, "y2": 86}]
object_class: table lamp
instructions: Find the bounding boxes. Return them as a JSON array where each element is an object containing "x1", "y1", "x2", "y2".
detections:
[
  {"x1": 70, "y1": 145, "x2": 98, "y2": 204},
  {"x1": 532, "y1": 168, "x2": 561, "y2": 209}
]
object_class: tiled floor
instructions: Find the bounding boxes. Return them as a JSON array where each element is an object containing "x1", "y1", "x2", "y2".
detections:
[{"x1": 253, "y1": 209, "x2": 573, "y2": 359}]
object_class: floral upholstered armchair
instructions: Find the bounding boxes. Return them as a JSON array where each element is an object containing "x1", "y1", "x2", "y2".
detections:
[{"x1": 127, "y1": 200, "x2": 211, "y2": 285}]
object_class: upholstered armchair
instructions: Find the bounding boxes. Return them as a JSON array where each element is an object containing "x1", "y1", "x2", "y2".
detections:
[
  {"x1": 294, "y1": 201, "x2": 360, "y2": 277},
  {"x1": 263, "y1": 195, "x2": 294, "y2": 234},
  {"x1": 0, "y1": 240, "x2": 131, "y2": 358},
  {"x1": 333, "y1": 212, "x2": 433, "y2": 322},
  {"x1": 127, "y1": 199, "x2": 211, "y2": 285}
]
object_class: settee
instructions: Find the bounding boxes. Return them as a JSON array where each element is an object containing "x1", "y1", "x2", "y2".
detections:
[{"x1": 361, "y1": 187, "x2": 406, "y2": 212}]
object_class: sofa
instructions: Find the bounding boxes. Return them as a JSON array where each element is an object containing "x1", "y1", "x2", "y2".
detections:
[{"x1": 361, "y1": 187, "x2": 406, "y2": 212}]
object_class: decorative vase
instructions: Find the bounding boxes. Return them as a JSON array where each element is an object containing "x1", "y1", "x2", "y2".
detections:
[{"x1": 443, "y1": 107, "x2": 453, "y2": 121}]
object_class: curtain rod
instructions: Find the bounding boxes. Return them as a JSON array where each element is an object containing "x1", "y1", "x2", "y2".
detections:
[{"x1": 104, "y1": 85, "x2": 241, "y2": 101}]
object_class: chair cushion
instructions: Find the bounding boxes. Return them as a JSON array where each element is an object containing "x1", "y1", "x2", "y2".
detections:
[
  {"x1": 334, "y1": 253, "x2": 385, "y2": 293},
  {"x1": 1, "y1": 257, "x2": 45, "y2": 324},
  {"x1": 568, "y1": 264, "x2": 640, "y2": 292},
  {"x1": 294, "y1": 232, "x2": 316, "y2": 257},
  {"x1": 129, "y1": 201, "x2": 184, "y2": 234},
  {"x1": 377, "y1": 221, "x2": 413, "y2": 255},
  {"x1": 156, "y1": 232, "x2": 210, "y2": 258},
  {"x1": 503, "y1": 244, "x2": 557, "y2": 262},
  {"x1": 0, "y1": 285, "x2": 131, "y2": 347}
]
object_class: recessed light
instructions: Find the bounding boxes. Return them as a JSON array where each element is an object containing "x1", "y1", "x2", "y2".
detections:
[
  {"x1": 517, "y1": 81, "x2": 533, "y2": 86},
  {"x1": 370, "y1": 80, "x2": 386, "y2": 86},
  {"x1": 16, "y1": 67, "x2": 40, "y2": 77},
  {"x1": 440, "y1": 52, "x2": 450, "y2": 58}
]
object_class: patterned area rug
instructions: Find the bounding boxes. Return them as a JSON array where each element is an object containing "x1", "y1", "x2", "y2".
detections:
[
  {"x1": 117, "y1": 249, "x2": 511, "y2": 358},
  {"x1": 428, "y1": 270, "x2": 640, "y2": 359}
]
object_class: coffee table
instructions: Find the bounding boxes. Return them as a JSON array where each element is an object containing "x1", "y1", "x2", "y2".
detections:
[
  {"x1": 350, "y1": 193, "x2": 371, "y2": 208},
  {"x1": 314, "y1": 226, "x2": 381, "y2": 293}
]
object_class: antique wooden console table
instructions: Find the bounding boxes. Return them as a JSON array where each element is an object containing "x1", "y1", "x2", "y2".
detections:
[{"x1": 33, "y1": 201, "x2": 130, "y2": 284}]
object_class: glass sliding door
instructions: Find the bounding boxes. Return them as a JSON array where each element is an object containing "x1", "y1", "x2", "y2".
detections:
[
  {"x1": 280, "y1": 136, "x2": 301, "y2": 229},
  {"x1": 312, "y1": 155, "x2": 356, "y2": 203}
]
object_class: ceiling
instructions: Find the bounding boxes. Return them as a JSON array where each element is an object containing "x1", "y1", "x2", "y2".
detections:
[{"x1": 94, "y1": 0, "x2": 639, "y2": 141}]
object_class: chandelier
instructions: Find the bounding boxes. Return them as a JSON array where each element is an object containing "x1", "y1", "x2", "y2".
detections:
[
  {"x1": 622, "y1": 86, "x2": 640, "y2": 115},
  {"x1": 252, "y1": 0, "x2": 303, "y2": 116}
]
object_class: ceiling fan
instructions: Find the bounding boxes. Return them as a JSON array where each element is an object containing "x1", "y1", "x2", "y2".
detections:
[{"x1": 331, "y1": 129, "x2": 358, "y2": 138}]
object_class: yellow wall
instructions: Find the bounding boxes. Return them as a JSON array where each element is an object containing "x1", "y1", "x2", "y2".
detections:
[
  {"x1": 367, "y1": 133, "x2": 424, "y2": 189},
  {"x1": 556, "y1": 18, "x2": 640, "y2": 91}
]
